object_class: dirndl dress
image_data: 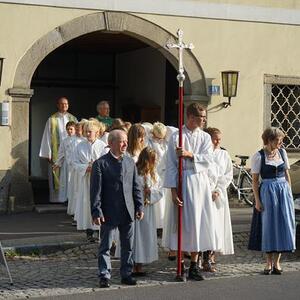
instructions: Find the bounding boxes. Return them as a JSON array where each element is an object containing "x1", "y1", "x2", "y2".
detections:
[{"x1": 250, "y1": 149, "x2": 296, "y2": 252}]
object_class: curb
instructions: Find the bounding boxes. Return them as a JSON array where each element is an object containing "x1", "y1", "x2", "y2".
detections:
[{"x1": 3, "y1": 241, "x2": 86, "y2": 255}]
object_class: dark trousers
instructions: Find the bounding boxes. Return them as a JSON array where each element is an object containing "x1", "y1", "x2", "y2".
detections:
[{"x1": 98, "y1": 222, "x2": 134, "y2": 279}]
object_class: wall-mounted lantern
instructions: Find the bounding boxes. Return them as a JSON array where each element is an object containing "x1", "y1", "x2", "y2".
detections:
[{"x1": 221, "y1": 70, "x2": 239, "y2": 108}]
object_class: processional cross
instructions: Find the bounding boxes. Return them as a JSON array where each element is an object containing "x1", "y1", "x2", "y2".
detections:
[{"x1": 166, "y1": 29, "x2": 194, "y2": 281}]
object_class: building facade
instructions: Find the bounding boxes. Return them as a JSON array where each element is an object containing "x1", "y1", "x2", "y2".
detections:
[{"x1": 0, "y1": 0, "x2": 299, "y2": 211}]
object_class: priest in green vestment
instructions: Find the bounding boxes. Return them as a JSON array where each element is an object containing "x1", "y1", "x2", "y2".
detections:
[{"x1": 95, "y1": 100, "x2": 114, "y2": 128}]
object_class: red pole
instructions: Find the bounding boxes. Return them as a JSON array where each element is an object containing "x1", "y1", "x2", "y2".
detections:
[{"x1": 176, "y1": 82, "x2": 184, "y2": 278}]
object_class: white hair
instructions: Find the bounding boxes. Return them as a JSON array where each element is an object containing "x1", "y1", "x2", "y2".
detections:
[
  {"x1": 96, "y1": 100, "x2": 110, "y2": 111},
  {"x1": 108, "y1": 129, "x2": 126, "y2": 144}
]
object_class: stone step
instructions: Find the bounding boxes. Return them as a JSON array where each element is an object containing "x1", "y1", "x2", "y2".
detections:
[{"x1": 35, "y1": 204, "x2": 67, "y2": 214}]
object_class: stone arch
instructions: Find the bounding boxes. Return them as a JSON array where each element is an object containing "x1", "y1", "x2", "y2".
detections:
[
  {"x1": 13, "y1": 11, "x2": 207, "y2": 97},
  {"x1": 8, "y1": 11, "x2": 208, "y2": 205}
]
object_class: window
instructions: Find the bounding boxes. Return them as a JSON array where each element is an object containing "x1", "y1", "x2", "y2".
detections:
[{"x1": 264, "y1": 75, "x2": 300, "y2": 151}]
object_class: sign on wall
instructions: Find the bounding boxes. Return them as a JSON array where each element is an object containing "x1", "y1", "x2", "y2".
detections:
[{"x1": 208, "y1": 85, "x2": 220, "y2": 95}]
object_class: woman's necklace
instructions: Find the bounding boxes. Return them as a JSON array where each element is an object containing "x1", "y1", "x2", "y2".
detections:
[{"x1": 265, "y1": 149, "x2": 277, "y2": 159}]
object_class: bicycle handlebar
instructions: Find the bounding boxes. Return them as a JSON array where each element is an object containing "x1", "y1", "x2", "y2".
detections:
[
  {"x1": 235, "y1": 155, "x2": 249, "y2": 160},
  {"x1": 235, "y1": 155, "x2": 250, "y2": 167}
]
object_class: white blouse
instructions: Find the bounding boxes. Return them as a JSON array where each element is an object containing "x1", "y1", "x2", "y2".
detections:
[{"x1": 251, "y1": 148, "x2": 290, "y2": 174}]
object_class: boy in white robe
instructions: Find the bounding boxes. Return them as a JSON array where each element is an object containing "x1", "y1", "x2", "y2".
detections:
[
  {"x1": 164, "y1": 103, "x2": 216, "y2": 281},
  {"x1": 67, "y1": 122, "x2": 86, "y2": 216},
  {"x1": 204, "y1": 127, "x2": 234, "y2": 270},
  {"x1": 53, "y1": 121, "x2": 76, "y2": 204},
  {"x1": 73, "y1": 120, "x2": 107, "y2": 242}
]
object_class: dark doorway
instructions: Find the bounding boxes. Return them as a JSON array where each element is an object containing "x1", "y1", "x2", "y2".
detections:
[{"x1": 29, "y1": 32, "x2": 178, "y2": 204}]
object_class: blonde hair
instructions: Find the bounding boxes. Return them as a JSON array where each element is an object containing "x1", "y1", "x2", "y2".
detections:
[
  {"x1": 124, "y1": 122, "x2": 132, "y2": 131},
  {"x1": 109, "y1": 118, "x2": 125, "y2": 131},
  {"x1": 127, "y1": 124, "x2": 146, "y2": 157},
  {"x1": 152, "y1": 122, "x2": 167, "y2": 139},
  {"x1": 262, "y1": 127, "x2": 285, "y2": 145},
  {"x1": 79, "y1": 119, "x2": 88, "y2": 137},
  {"x1": 88, "y1": 118, "x2": 106, "y2": 136},
  {"x1": 204, "y1": 127, "x2": 221, "y2": 137},
  {"x1": 136, "y1": 147, "x2": 157, "y2": 183}
]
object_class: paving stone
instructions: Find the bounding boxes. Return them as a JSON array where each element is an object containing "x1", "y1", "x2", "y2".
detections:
[{"x1": 0, "y1": 232, "x2": 300, "y2": 299}]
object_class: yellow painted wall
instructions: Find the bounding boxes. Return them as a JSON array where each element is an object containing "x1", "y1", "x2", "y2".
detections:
[
  {"x1": 0, "y1": 2, "x2": 300, "y2": 170},
  {"x1": 0, "y1": 3, "x2": 92, "y2": 170},
  {"x1": 196, "y1": 0, "x2": 300, "y2": 10},
  {"x1": 136, "y1": 13, "x2": 300, "y2": 163}
]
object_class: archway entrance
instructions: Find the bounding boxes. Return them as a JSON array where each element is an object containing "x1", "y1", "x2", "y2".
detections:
[
  {"x1": 9, "y1": 12, "x2": 208, "y2": 206},
  {"x1": 30, "y1": 31, "x2": 178, "y2": 203}
]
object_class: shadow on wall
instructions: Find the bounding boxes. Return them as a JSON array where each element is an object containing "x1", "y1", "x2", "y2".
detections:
[
  {"x1": 0, "y1": 170, "x2": 11, "y2": 214},
  {"x1": 6, "y1": 140, "x2": 34, "y2": 213}
]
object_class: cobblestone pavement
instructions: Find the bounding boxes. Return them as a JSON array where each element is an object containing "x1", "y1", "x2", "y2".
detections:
[{"x1": 1, "y1": 232, "x2": 300, "y2": 299}]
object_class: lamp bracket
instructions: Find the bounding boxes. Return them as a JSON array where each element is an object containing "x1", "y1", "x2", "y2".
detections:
[{"x1": 222, "y1": 97, "x2": 232, "y2": 108}]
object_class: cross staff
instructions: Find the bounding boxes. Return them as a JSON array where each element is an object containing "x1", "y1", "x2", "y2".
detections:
[{"x1": 166, "y1": 29, "x2": 194, "y2": 281}]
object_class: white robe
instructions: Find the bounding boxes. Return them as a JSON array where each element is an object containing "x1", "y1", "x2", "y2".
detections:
[
  {"x1": 164, "y1": 126, "x2": 216, "y2": 252},
  {"x1": 54, "y1": 136, "x2": 74, "y2": 203},
  {"x1": 208, "y1": 148, "x2": 234, "y2": 255},
  {"x1": 67, "y1": 136, "x2": 85, "y2": 215},
  {"x1": 148, "y1": 136, "x2": 168, "y2": 229},
  {"x1": 39, "y1": 112, "x2": 77, "y2": 203},
  {"x1": 133, "y1": 174, "x2": 162, "y2": 264},
  {"x1": 73, "y1": 139, "x2": 107, "y2": 230}
]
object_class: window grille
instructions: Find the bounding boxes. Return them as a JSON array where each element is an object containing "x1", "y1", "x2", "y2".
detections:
[{"x1": 271, "y1": 84, "x2": 300, "y2": 150}]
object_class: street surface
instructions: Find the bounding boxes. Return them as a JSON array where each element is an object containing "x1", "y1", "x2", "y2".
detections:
[
  {"x1": 35, "y1": 272, "x2": 300, "y2": 300},
  {"x1": 1, "y1": 231, "x2": 299, "y2": 299}
]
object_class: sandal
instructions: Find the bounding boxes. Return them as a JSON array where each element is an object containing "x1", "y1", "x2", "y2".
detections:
[{"x1": 202, "y1": 261, "x2": 216, "y2": 273}]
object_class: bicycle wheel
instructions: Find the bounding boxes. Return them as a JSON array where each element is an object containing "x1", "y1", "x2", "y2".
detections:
[{"x1": 240, "y1": 173, "x2": 254, "y2": 206}]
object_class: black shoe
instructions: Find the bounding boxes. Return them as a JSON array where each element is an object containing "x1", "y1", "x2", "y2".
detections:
[
  {"x1": 188, "y1": 266, "x2": 204, "y2": 281},
  {"x1": 121, "y1": 276, "x2": 137, "y2": 285},
  {"x1": 99, "y1": 278, "x2": 110, "y2": 288},
  {"x1": 168, "y1": 255, "x2": 176, "y2": 261},
  {"x1": 132, "y1": 271, "x2": 147, "y2": 277},
  {"x1": 263, "y1": 268, "x2": 272, "y2": 275},
  {"x1": 272, "y1": 267, "x2": 283, "y2": 275},
  {"x1": 87, "y1": 235, "x2": 96, "y2": 243},
  {"x1": 167, "y1": 251, "x2": 176, "y2": 261}
]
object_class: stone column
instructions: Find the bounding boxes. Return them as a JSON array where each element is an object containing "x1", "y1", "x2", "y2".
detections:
[{"x1": 8, "y1": 88, "x2": 34, "y2": 211}]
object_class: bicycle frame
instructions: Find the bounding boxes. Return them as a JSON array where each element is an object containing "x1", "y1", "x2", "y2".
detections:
[{"x1": 231, "y1": 164, "x2": 253, "y2": 200}]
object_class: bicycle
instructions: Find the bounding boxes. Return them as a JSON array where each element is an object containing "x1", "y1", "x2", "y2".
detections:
[{"x1": 230, "y1": 155, "x2": 254, "y2": 206}]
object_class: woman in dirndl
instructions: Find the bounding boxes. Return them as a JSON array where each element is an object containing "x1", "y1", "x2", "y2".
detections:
[{"x1": 250, "y1": 127, "x2": 295, "y2": 275}]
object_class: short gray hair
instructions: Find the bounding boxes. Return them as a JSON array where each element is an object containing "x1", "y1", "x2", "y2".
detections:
[
  {"x1": 96, "y1": 100, "x2": 109, "y2": 111},
  {"x1": 261, "y1": 127, "x2": 285, "y2": 145},
  {"x1": 108, "y1": 129, "x2": 126, "y2": 144}
]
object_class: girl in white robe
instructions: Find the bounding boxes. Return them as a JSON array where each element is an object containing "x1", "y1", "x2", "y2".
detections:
[
  {"x1": 73, "y1": 120, "x2": 107, "y2": 241},
  {"x1": 127, "y1": 123, "x2": 146, "y2": 162},
  {"x1": 205, "y1": 127, "x2": 234, "y2": 269},
  {"x1": 148, "y1": 122, "x2": 168, "y2": 229},
  {"x1": 133, "y1": 147, "x2": 163, "y2": 275},
  {"x1": 53, "y1": 121, "x2": 76, "y2": 203}
]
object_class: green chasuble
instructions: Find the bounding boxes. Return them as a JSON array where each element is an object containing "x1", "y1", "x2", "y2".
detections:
[{"x1": 96, "y1": 115, "x2": 114, "y2": 128}]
